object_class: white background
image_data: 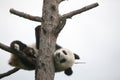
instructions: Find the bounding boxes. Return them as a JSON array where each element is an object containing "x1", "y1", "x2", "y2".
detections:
[{"x1": 0, "y1": 0, "x2": 120, "y2": 80}]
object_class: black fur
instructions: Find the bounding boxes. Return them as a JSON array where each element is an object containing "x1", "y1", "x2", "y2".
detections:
[
  {"x1": 10, "y1": 40, "x2": 27, "y2": 51},
  {"x1": 60, "y1": 58, "x2": 66, "y2": 63},
  {"x1": 10, "y1": 40, "x2": 35, "y2": 57},
  {"x1": 64, "y1": 68, "x2": 73, "y2": 76},
  {"x1": 10, "y1": 41, "x2": 36, "y2": 70},
  {"x1": 74, "y1": 53, "x2": 80, "y2": 59}
]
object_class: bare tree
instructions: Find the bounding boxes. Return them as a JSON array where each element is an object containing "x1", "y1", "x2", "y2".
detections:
[{"x1": 0, "y1": 0, "x2": 98, "y2": 80}]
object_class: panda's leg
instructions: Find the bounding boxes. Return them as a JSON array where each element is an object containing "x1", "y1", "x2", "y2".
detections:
[
  {"x1": 10, "y1": 40, "x2": 36, "y2": 70},
  {"x1": 10, "y1": 40, "x2": 27, "y2": 51}
]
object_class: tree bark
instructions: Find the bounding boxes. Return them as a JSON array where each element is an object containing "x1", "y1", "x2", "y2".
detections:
[{"x1": 35, "y1": 0, "x2": 59, "y2": 80}]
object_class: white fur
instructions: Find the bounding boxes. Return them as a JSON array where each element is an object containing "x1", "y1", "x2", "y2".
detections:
[
  {"x1": 29, "y1": 44, "x2": 75, "y2": 72},
  {"x1": 54, "y1": 48, "x2": 75, "y2": 72},
  {"x1": 28, "y1": 43, "x2": 38, "y2": 57},
  {"x1": 9, "y1": 43, "x2": 75, "y2": 72},
  {"x1": 14, "y1": 44, "x2": 20, "y2": 50}
]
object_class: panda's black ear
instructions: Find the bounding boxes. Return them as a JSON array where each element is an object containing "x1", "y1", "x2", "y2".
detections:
[
  {"x1": 74, "y1": 53, "x2": 80, "y2": 59},
  {"x1": 64, "y1": 68, "x2": 73, "y2": 76}
]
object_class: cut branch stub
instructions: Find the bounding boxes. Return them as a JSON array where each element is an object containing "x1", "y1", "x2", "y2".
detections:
[
  {"x1": 10, "y1": 9, "x2": 43, "y2": 22},
  {"x1": 62, "y1": 2, "x2": 99, "y2": 19}
]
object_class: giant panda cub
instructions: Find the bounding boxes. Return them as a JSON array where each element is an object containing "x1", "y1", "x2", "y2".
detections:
[
  {"x1": 54, "y1": 48, "x2": 80, "y2": 75},
  {"x1": 9, "y1": 40, "x2": 80, "y2": 76}
]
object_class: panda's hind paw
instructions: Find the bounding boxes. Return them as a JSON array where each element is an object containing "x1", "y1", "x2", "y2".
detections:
[
  {"x1": 10, "y1": 40, "x2": 27, "y2": 51},
  {"x1": 13, "y1": 43, "x2": 20, "y2": 51}
]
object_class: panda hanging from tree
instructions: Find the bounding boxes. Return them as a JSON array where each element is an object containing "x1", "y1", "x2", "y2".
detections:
[{"x1": 9, "y1": 26, "x2": 80, "y2": 76}]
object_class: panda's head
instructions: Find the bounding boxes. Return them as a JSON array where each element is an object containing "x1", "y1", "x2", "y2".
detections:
[{"x1": 54, "y1": 48, "x2": 80, "y2": 76}]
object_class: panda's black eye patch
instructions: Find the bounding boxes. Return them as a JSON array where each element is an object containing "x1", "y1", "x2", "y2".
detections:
[
  {"x1": 62, "y1": 50, "x2": 67, "y2": 55},
  {"x1": 57, "y1": 52, "x2": 60, "y2": 57},
  {"x1": 60, "y1": 58, "x2": 66, "y2": 63}
]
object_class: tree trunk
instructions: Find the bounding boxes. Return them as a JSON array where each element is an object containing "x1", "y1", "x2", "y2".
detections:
[{"x1": 35, "y1": 0, "x2": 59, "y2": 80}]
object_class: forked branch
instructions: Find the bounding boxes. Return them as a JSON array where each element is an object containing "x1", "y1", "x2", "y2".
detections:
[
  {"x1": 10, "y1": 9, "x2": 42, "y2": 22},
  {"x1": 0, "y1": 68, "x2": 20, "y2": 79},
  {"x1": 62, "y1": 2, "x2": 99, "y2": 19}
]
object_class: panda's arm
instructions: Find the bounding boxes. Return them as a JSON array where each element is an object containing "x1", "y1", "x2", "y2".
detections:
[{"x1": 35, "y1": 25, "x2": 41, "y2": 49}]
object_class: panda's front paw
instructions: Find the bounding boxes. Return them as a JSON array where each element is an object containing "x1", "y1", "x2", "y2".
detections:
[{"x1": 24, "y1": 48, "x2": 36, "y2": 58}]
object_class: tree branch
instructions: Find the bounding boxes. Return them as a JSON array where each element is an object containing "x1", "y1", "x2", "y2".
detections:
[
  {"x1": 0, "y1": 42, "x2": 36, "y2": 66},
  {"x1": 10, "y1": 9, "x2": 42, "y2": 22},
  {"x1": 62, "y1": 2, "x2": 99, "y2": 19},
  {"x1": 0, "y1": 42, "x2": 12, "y2": 53},
  {"x1": 0, "y1": 68, "x2": 20, "y2": 79}
]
